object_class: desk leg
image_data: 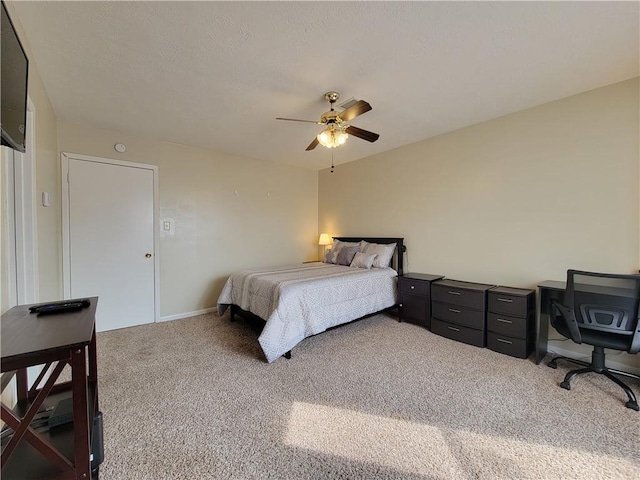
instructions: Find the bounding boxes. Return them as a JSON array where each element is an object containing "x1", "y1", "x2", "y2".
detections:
[
  {"x1": 535, "y1": 288, "x2": 549, "y2": 365},
  {"x1": 536, "y1": 287, "x2": 565, "y2": 365},
  {"x1": 536, "y1": 288, "x2": 549, "y2": 365},
  {"x1": 16, "y1": 369, "x2": 28, "y2": 402},
  {"x1": 71, "y1": 347, "x2": 91, "y2": 479}
]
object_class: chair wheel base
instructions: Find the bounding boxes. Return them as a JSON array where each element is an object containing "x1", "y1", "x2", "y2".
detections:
[
  {"x1": 625, "y1": 401, "x2": 639, "y2": 411},
  {"x1": 560, "y1": 381, "x2": 571, "y2": 390}
]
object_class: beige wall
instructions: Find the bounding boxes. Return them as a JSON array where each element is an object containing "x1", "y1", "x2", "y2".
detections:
[
  {"x1": 319, "y1": 78, "x2": 639, "y2": 369},
  {"x1": 30, "y1": 68, "x2": 60, "y2": 303},
  {"x1": 57, "y1": 122, "x2": 318, "y2": 317}
]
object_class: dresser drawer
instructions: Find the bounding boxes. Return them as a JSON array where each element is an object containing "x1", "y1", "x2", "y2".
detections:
[
  {"x1": 432, "y1": 318, "x2": 485, "y2": 348},
  {"x1": 398, "y1": 277, "x2": 429, "y2": 296},
  {"x1": 432, "y1": 280, "x2": 492, "y2": 311},
  {"x1": 487, "y1": 287, "x2": 534, "y2": 317},
  {"x1": 432, "y1": 302, "x2": 485, "y2": 330},
  {"x1": 487, "y1": 332, "x2": 533, "y2": 359},
  {"x1": 486, "y1": 312, "x2": 531, "y2": 339}
]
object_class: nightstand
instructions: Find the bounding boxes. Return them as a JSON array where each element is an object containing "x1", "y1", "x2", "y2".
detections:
[{"x1": 398, "y1": 273, "x2": 444, "y2": 329}]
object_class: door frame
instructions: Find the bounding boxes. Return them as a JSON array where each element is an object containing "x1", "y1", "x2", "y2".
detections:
[
  {"x1": 14, "y1": 98, "x2": 39, "y2": 305},
  {"x1": 61, "y1": 152, "x2": 160, "y2": 323},
  {"x1": 2, "y1": 98, "x2": 38, "y2": 407},
  {"x1": 2, "y1": 97, "x2": 38, "y2": 308}
]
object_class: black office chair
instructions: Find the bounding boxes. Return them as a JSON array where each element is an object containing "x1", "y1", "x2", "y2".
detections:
[{"x1": 547, "y1": 269, "x2": 640, "y2": 411}]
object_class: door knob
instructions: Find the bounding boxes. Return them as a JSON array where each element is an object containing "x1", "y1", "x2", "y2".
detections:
[{"x1": 145, "y1": 253, "x2": 152, "y2": 258}]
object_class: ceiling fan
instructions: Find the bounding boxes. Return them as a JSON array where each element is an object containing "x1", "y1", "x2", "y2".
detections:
[{"x1": 277, "y1": 91, "x2": 380, "y2": 151}]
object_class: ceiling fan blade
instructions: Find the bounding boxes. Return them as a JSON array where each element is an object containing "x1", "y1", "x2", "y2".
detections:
[
  {"x1": 338, "y1": 100, "x2": 372, "y2": 122},
  {"x1": 345, "y1": 125, "x2": 380, "y2": 143},
  {"x1": 305, "y1": 137, "x2": 319, "y2": 151},
  {"x1": 276, "y1": 117, "x2": 321, "y2": 124}
]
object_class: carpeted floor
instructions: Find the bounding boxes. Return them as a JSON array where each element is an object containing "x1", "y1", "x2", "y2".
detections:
[{"x1": 96, "y1": 312, "x2": 640, "y2": 479}]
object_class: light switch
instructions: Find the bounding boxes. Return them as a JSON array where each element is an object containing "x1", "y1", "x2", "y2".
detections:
[
  {"x1": 160, "y1": 218, "x2": 175, "y2": 236},
  {"x1": 42, "y1": 192, "x2": 50, "y2": 207}
]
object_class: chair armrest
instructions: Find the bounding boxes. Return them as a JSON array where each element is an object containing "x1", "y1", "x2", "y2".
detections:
[{"x1": 550, "y1": 298, "x2": 582, "y2": 344}]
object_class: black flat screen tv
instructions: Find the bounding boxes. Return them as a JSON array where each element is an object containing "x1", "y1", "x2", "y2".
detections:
[{"x1": 1, "y1": 0, "x2": 29, "y2": 153}]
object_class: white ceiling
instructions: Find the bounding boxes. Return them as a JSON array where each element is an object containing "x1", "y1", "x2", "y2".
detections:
[{"x1": 11, "y1": 1, "x2": 639, "y2": 170}]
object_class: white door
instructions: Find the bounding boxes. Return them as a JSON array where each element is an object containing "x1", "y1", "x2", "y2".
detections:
[{"x1": 64, "y1": 155, "x2": 157, "y2": 331}]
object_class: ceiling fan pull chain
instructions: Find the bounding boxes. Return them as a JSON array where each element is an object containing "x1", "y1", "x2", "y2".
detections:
[{"x1": 331, "y1": 150, "x2": 335, "y2": 173}]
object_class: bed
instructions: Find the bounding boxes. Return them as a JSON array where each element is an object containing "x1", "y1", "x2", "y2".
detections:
[{"x1": 217, "y1": 237, "x2": 405, "y2": 362}]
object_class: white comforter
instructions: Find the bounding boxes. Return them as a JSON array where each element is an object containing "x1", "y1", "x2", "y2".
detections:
[{"x1": 217, "y1": 263, "x2": 398, "y2": 362}]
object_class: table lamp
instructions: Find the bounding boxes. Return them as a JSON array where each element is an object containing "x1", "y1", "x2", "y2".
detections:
[{"x1": 318, "y1": 233, "x2": 331, "y2": 260}]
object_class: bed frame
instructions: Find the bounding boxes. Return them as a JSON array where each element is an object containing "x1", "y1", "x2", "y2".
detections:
[{"x1": 229, "y1": 237, "x2": 406, "y2": 360}]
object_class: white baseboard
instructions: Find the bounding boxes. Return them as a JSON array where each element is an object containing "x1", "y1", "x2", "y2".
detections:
[
  {"x1": 159, "y1": 307, "x2": 216, "y2": 322},
  {"x1": 547, "y1": 344, "x2": 640, "y2": 376}
]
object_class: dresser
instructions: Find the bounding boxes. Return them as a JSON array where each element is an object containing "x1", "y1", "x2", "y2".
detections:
[
  {"x1": 398, "y1": 273, "x2": 444, "y2": 329},
  {"x1": 431, "y1": 279, "x2": 495, "y2": 347},
  {"x1": 486, "y1": 286, "x2": 536, "y2": 358}
]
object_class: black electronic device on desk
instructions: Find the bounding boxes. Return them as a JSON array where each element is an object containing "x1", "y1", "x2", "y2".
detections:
[{"x1": 29, "y1": 299, "x2": 91, "y2": 316}]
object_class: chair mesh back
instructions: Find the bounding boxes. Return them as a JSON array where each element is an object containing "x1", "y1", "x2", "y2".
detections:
[{"x1": 567, "y1": 270, "x2": 640, "y2": 336}]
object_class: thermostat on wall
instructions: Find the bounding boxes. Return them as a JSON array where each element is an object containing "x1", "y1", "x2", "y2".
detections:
[{"x1": 114, "y1": 143, "x2": 126, "y2": 153}]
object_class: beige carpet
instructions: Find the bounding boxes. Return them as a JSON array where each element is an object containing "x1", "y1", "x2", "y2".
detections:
[{"x1": 96, "y1": 312, "x2": 640, "y2": 479}]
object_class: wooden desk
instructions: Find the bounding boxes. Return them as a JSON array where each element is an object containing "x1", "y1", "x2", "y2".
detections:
[
  {"x1": 535, "y1": 281, "x2": 566, "y2": 365},
  {"x1": 1, "y1": 297, "x2": 99, "y2": 480}
]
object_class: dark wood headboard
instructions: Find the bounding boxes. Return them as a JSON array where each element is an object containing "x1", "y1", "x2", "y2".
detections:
[{"x1": 333, "y1": 237, "x2": 405, "y2": 276}]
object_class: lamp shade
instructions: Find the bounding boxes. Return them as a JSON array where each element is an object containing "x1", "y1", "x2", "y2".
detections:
[
  {"x1": 317, "y1": 126, "x2": 348, "y2": 149},
  {"x1": 318, "y1": 233, "x2": 331, "y2": 246}
]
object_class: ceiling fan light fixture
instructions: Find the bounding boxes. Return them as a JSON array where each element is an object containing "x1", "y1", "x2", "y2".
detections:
[
  {"x1": 317, "y1": 126, "x2": 348, "y2": 149},
  {"x1": 277, "y1": 91, "x2": 377, "y2": 151}
]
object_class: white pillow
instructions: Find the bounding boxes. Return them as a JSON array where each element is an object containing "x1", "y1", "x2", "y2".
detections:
[
  {"x1": 360, "y1": 241, "x2": 396, "y2": 269},
  {"x1": 350, "y1": 252, "x2": 377, "y2": 269}
]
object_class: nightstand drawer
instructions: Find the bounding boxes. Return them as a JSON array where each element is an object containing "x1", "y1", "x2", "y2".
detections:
[
  {"x1": 486, "y1": 312, "x2": 530, "y2": 338},
  {"x1": 487, "y1": 332, "x2": 533, "y2": 359},
  {"x1": 432, "y1": 302, "x2": 485, "y2": 330},
  {"x1": 487, "y1": 287, "x2": 534, "y2": 317},
  {"x1": 432, "y1": 280, "x2": 492, "y2": 311},
  {"x1": 398, "y1": 277, "x2": 429, "y2": 296},
  {"x1": 432, "y1": 318, "x2": 485, "y2": 348}
]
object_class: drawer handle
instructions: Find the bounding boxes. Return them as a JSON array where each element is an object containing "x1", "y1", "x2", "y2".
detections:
[
  {"x1": 497, "y1": 298, "x2": 513, "y2": 303},
  {"x1": 399, "y1": 303, "x2": 403, "y2": 307},
  {"x1": 448, "y1": 291, "x2": 461, "y2": 296},
  {"x1": 448, "y1": 326, "x2": 461, "y2": 332},
  {"x1": 449, "y1": 308, "x2": 461, "y2": 313},
  {"x1": 496, "y1": 318, "x2": 512, "y2": 324},
  {"x1": 496, "y1": 338, "x2": 513, "y2": 344},
  {"x1": 410, "y1": 285, "x2": 415, "y2": 289}
]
